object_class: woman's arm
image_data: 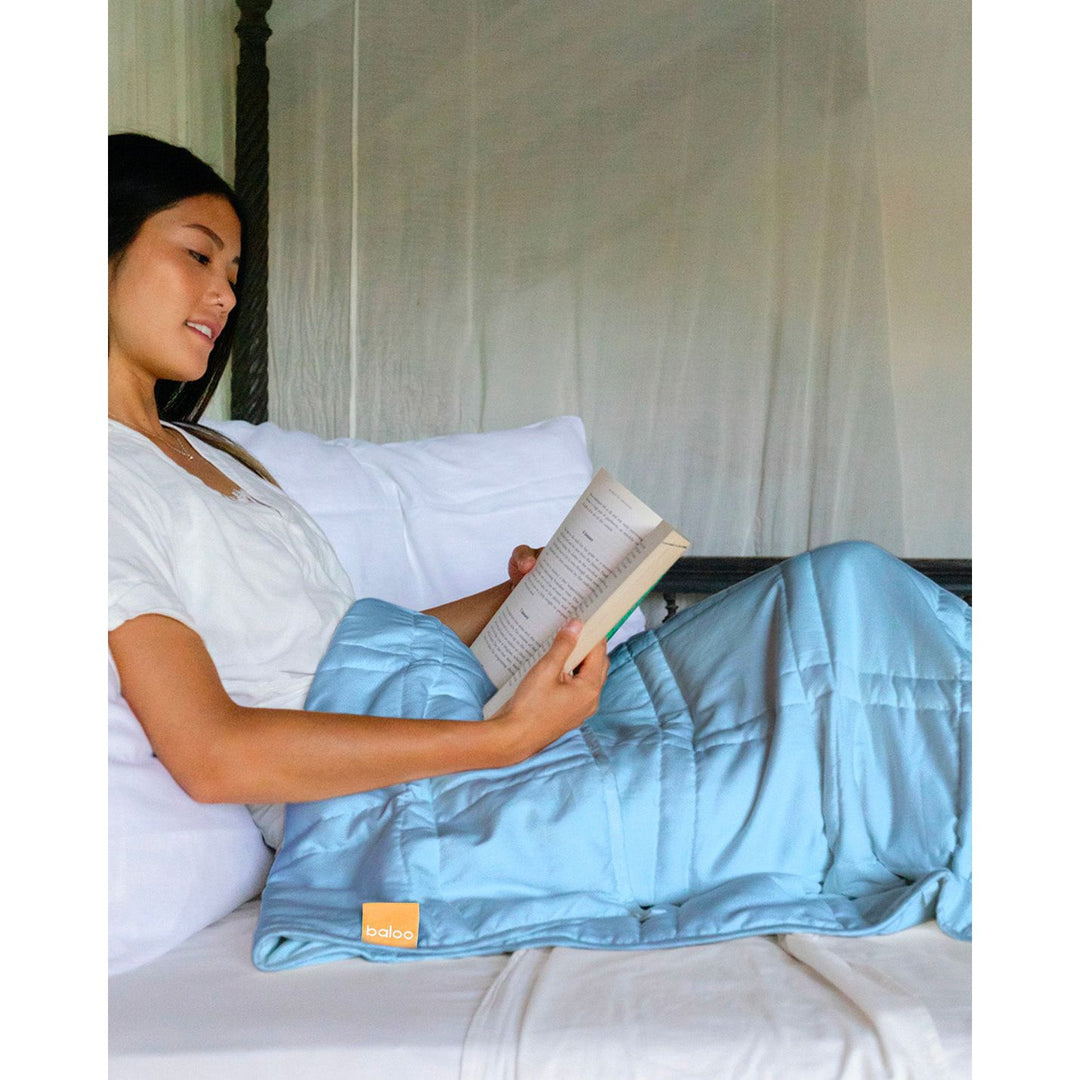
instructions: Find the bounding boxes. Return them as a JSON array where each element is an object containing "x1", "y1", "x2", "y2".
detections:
[
  {"x1": 108, "y1": 605, "x2": 605, "y2": 805},
  {"x1": 421, "y1": 545, "x2": 540, "y2": 645}
]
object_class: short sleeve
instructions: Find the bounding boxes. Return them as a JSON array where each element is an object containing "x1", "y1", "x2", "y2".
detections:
[{"x1": 109, "y1": 461, "x2": 197, "y2": 634}]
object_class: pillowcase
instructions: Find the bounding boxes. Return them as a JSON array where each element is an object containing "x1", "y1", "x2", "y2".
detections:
[
  {"x1": 210, "y1": 415, "x2": 645, "y2": 642},
  {"x1": 108, "y1": 653, "x2": 272, "y2": 975}
]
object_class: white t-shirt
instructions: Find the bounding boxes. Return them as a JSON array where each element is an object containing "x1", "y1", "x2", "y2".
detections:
[{"x1": 108, "y1": 420, "x2": 356, "y2": 847}]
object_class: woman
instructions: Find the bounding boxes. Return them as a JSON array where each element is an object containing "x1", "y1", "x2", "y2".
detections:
[
  {"x1": 108, "y1": 133, "x2": 609, "y2": 849},
  {"x1": 110, "y1": 137, "x2": 970, "y2": 964}
]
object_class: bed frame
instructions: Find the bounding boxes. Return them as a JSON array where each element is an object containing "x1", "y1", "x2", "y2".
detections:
[
  {"x1": 231, "y1": 0, "x2": 272, "y2": 426},
  {"x1": 227, "y1": 0, "x2": 972, "y2": 606},
  {"x1": 655, "y1": 556, "x2": 972, "y2": 621}
]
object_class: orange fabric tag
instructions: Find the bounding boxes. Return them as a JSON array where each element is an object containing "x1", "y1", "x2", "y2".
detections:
[{"x1": 361, "y1": 902, "x2": 420, "y2": 949}]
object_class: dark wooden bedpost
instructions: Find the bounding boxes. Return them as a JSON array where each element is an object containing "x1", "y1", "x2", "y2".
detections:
[{"x1": 232, "y1": 0, "x2": 272, "y2": 423}]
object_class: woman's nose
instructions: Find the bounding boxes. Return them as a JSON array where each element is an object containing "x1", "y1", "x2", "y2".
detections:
[{"x1": 210, "y1": 278, "x2": 237, "y2": 314}]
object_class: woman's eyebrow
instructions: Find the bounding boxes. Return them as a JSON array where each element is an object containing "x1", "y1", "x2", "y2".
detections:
[{"x1": 183, "y1": 223, "x2": 225, "y2": 250}]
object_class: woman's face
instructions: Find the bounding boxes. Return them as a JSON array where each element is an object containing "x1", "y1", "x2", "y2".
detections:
[{"x1": 108, "y1": 193, "x2": 241, "y2": 388}]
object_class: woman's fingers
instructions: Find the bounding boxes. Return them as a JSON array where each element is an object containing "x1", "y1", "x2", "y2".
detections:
[
  {"x1": 508, "y1": 545, "x2": 543, "y2": 586},
  {"x1": 541, "y1": 623, "x2": 608, "y2": 706},
  {"x1": 574, "y1": 636, "x2": 610, "y2": 689},
  {"x1": 543, "y1": 622, "x2": 608, "y2": 685}
]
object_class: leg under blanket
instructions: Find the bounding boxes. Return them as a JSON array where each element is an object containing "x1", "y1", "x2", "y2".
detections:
[{"x1": 253, "y1": 542, "x2": 971, "y2": 969}]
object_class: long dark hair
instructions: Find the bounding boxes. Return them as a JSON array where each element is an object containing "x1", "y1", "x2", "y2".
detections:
[{"x1": 109, "y1": 132, "x2": 274, "y2": 482}]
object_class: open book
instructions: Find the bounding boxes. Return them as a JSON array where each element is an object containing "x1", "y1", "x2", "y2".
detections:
[{"x1": 471, "y1": 469, "x2": 690, "y2": 718}]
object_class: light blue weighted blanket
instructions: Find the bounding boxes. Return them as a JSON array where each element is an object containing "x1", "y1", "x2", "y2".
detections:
[{"x1": 253, "y1": 542, "x2": 971, "y2": 970}]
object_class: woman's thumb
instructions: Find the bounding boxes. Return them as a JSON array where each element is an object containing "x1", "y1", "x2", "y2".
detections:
[{"x1": 545, "y1": 619, "x2": 583, "y2": 674}]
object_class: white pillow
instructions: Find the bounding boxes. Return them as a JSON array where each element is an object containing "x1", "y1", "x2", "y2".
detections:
[
  {"x1": 210, "y1": 416, "x2": 645, "y2": 643},
  {"x1": 108, "y1": 654, "x2": 272, "y2": 976}
]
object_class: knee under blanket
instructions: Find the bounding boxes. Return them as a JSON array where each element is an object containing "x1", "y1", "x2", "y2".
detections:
[{"x1": 252, "y1": 542, "x2": 971, "y2": 970}]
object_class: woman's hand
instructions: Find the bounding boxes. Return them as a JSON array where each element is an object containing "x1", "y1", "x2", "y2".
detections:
[
  {"x1": 423, "y1": 544, "x2": 544, "y2": 644},
  {"x1": 487, "y1": 619, "x2": 609, "y2": 763},
  {"x1": 508, "y1": 544, "x2": 543, "y2": 587}
]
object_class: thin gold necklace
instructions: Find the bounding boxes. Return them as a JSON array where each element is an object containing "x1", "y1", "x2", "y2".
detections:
[{"x1": 109, "y1": 415, "x2": 197, "y2": 461}]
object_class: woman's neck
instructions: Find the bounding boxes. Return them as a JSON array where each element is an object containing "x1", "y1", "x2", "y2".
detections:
[{"x1": 107, "y1": 365, "x2": 165, "y2": 435}]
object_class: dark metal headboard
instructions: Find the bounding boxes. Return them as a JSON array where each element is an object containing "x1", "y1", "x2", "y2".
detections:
[
  {"x1": 654, "y1": 556, "x2": 972, "y2": 619},
  {"x1": 232, "y1": 0, "x2": 272, "y2": 423}
]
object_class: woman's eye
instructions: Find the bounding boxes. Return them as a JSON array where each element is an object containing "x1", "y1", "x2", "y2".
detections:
[{"x1": 189, "y1": 250, "x2": 211, "y2": 266}]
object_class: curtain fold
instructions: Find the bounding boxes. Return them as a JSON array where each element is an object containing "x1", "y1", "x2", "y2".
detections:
[{"x1": 267, "y1": 0, "x2": 969, "y2": 556}]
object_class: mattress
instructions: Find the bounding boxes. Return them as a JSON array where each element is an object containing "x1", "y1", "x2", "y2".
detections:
[{"x1": 109, "y1": 901, "x2": 971, "y2": 1078}]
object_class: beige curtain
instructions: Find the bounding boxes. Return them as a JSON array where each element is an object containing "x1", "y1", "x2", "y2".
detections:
[
  {"x1": 108, "y1": 0, "x2": 237, "y2": 174},
  {"x1": 266, "y1": 0, "x2": 969, "y2": 557}
]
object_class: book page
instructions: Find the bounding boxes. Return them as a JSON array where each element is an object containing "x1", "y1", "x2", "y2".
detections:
[{"x1": 471, "y1": 470, "x2": 662, "y2": 689}]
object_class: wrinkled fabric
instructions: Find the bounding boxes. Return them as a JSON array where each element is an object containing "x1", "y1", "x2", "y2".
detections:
[
  {"x1": 260, "y1": 0, "x2": 970, "y2": 558},
  {"x1": 253, "y1": 542, "x2": 970, "y2": 969}
]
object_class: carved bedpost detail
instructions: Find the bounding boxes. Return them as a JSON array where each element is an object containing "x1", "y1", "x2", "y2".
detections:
[{"x1": 232, "y1": 0, "x2": 272, "y2": 423}]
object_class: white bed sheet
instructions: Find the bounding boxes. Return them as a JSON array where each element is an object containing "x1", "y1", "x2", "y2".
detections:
[{"x1": 109, "y1": 902, "x2": 970, "y2": 1079}]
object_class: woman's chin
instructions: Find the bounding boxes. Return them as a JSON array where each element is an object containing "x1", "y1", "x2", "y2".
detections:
[{"x1": 159, "y1": 357, "x2": 211, "y2": 385}]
